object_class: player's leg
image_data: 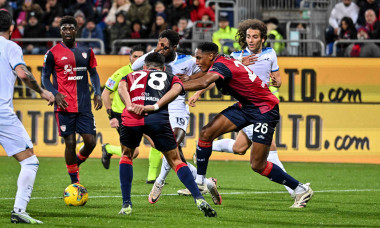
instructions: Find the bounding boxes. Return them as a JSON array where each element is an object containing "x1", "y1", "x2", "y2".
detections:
[
  {"x1": 145, "y1": 134, "x2": 161, "y2": 183},
  {"x1": 76, "y1": 112, "x2": 97, "y2": 166},
  {"x1": 77, "y1": 133, "x2": 96, "y2": 166},
  {"x1": 212, "y1": 129, "x2": 252, "y2": 155},
  {"x1": 101, "y1": 114, "x2": 123, "y2": 169},
  {"x1": 63, "y1": 133, "x2": 80, "y2": 184}
]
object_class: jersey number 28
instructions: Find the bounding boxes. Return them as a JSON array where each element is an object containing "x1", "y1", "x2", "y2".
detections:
[{"x1": 130, "y1": 71, "x2": 167, "y2": 91}]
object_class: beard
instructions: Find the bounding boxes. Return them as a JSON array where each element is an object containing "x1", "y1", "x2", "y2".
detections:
[{"x1": 164, "y1": 50, "x2": 176, "y2": 63}]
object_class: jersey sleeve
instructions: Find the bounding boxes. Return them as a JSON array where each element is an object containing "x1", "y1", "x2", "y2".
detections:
[
  {"x1": 89, "y1": 49, "x2": 97, "y2": 68},
  {"x1": 209, "y1": 62, "x2": 233, "y2": 80},
  {"x1": 42, "y1": 50, "x2": 58, "y2": 95},
  {"x1": 105, "y1": 66, "x2": 132, "y2": 92},
  {"x1": 271, "y1": 50, "x2": 279, "y2": 72},
  {"x1": 8, "y1": 42, "x2": 25, "y2": 69},
  {"x1": 171, "y1": 75, "x2": 185, "y2": 95}
]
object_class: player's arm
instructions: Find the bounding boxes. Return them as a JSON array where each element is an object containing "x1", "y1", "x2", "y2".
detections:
[
  {"x1": 15, "y1": 64, "x2": 55, "y2": 105},
  {"x1": 183, "y1": 72, "x2": 220, "y2": 91},
  {"x1": 188, "y1": 83, "x2": 215, "y2": 107},
  {"x1": 177, "y1": 71, "x2": 207, "y2": 82},
  {"x1": 88, "y1": 67, "x2": 103, "y2": 110},
  {"x1": 270, "y1": 71, "x2": 281, "y2": 88},
  {"x1": 118, "y1": 79, "x2": 132, "y2": 109}
]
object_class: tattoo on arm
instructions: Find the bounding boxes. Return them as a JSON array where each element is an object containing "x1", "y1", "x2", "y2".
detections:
[{"x1": 21, "y1": 65, "x2": 43, "y2": 93}]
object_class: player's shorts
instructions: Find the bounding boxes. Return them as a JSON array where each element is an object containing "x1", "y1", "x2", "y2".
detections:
[
  {"x1": 55, "y1": 112, "x2": 96, "y2": 137},
  {"x1": 0, "y1": 112, "x2": 33, "y2": 156},
  {"x1": 119, "y1": 123, "x2": 177, "y2": 152},
  {"x1": 169, "y1": 105, "x2": 190, "y2": 132},
  {"x1": 113, "y1": 112, "x2": 122, "y2": 135},
  {"x1": 221, "y1": 103, "x2": 279, "y2": 145}
]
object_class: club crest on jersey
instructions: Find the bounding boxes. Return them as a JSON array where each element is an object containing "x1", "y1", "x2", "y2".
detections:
[
  {"x1": 82, "y1": 52, "x2": 87, "y2": 59},
  {"x1": 64, "y1": 64, "x2": 73, "y2": 74},
  {"x1": 60, "y1": 125, "x2": 66, "y2": 132}
]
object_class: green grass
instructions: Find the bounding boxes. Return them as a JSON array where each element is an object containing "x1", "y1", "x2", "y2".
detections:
[{"x1": 0, "y1": 157, "x2": 379, "y2": 227}]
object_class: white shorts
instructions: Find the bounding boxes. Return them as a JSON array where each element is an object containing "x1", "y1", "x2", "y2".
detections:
[
  {"x1": 169, "y1": 104, "x2": 190, "y2": 132},
  {"x1": 0, "y1": 112, "x2": 33, "y2": 156},
  {"x1": 242, "y1": 124, "x2": 254, "y2": 140}
]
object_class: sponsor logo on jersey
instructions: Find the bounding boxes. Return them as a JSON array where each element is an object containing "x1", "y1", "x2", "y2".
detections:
[
  {"x1": 82, "y1": 52, "x2": 87, "y2": 59},
  {"x1": 64, "y1": 64, "x2": 73, "y2": 74},
  {"x1": 67, "y1": 76, "x2": 84, "y2": 80},
  {"x1": 60, "y1": 125, "x2": 66, "y2": 132},
  {"x1": 180, "y1": 67, "x2": 188, "y2": 72},
  {"x1": 257, "y1": 135, "x2": 265, "y2": 139},
  {"x1": 106, "y1": 79, "x2": 116, "y2": 89},
  {"x1": 61, "y1": 56, "x2": 68, "y2": 60}
]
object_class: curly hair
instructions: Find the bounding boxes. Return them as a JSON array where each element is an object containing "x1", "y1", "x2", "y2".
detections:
[
  {"x1": 159, "y1": 29, "x2": 180, "y2": 46},
  {"x1": 236, "y1": 19, "x2": 267, "y2": 49},
  {"x1": 60, "y1": 16, "x2": 77, "y2": 28}
]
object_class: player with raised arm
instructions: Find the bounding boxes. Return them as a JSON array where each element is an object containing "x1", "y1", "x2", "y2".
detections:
[
  {"x1": 132, "y1": 30, "x2": 217, "y2": 202},
  {"x1": 183, "y1": 42, "x2": 313, "y2": 208},
  {"x1": 42, "y1": 16, "x2": 103, "y2": 184},
  {"x1": 117, "y1": 52, "x2": 216, "y2": 217},
  {"x1": 0, "y1": 10, "x2": 55, "y2": 224},
  {"x1": 187, "y1": 19, "x2": 296, "y2": 197}
]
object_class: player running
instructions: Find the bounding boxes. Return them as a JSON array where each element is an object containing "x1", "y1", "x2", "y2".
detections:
[
  {"x1": 117, "y1": 52, "x2": 217, "y2": 217},
  {"x1": 42, "y1": 16, "x2": 103, "y2": 184},
  {"x1": 0, "y1": 10, "x2": 55, "y2": 224},
  {"x1": 183, "y1": 42, "x2": 313, "y2": 208}
]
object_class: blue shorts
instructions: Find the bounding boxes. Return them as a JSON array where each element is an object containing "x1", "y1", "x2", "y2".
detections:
[
  {"x1": 55, "y1": 112, "x2": 96, "y2": 137},
  {"x1": 221, "y1": 103, "x2": 279, "y2": 145},
  {"x1": 119, "y1": 123, "x2": 177, "y2": 152}
]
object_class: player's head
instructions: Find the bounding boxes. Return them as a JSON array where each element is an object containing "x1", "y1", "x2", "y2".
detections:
[
  {"x1": 157, "y1": 29, "x2": 179, "y2": 63},
  {"x1": 236, "y1": 19, "x2": 267, "y2": 53},
  {"x1": 0, "y1": 10, "x2": 14, "y2": 39},
  {"x1": 194, "y1": 42, "x2": 219, "y2": 72},
  {"x1": 144, "y1": 52, "x2": 165, "y2": 70},
  {"x1": 130, "y1": 45, "x2": 145, "y2": 65},
  {"x1": 60, "y1": 16, "x2": 78, "y2": 47}
]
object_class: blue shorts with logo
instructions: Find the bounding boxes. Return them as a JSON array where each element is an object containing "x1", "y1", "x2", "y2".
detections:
[
  {"x1": 221, "y1": 103, "x2": 279, "y2": 145},
  {"x1": 55, "y1": 112, "x2": 96, "y2": 137},
  {"x1": 119, "y1": 123, "x2": 177, "y2": 152}
]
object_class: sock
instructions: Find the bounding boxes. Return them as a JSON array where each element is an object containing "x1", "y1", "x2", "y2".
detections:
[
  {"x1": 212, "y1": 139, "x2": 235, "y2": 153},
  {"x1": 76, "y1": 152, "x2": 88, "y2": 167},
  {"x1": 66, "y1": 164, "x2": 79, "y2": 184},
  {"x1": 260, "y1": 161, "x2": 299, "y2": 190},
  {"x1": 14, "y1": 155, "x2": 39, "y2": 213},
  {"x1": 155, "y1": 156, "x2": 171, "y2": 185},
  {"x1": 196, "y1": 139, "x2": 213, "y2": 177},
  {"x1": 187, "y1": 162, "x2": 197, "y2": 180},
  {"x1": 267, "y1": 151, "x2": 293, "y2": 195},
  {"x1": 175, "y1": 163, "x2": 203, "y2": 200},
  {"x1": 119, "y1": 157, "x2": 133, "y2": 206},
  {"x1": 147, "y1": 147, "x2": 161, "y2": 181},
  {"x1": 105, "y1": 144, "x2": 122, "y2": 156}
]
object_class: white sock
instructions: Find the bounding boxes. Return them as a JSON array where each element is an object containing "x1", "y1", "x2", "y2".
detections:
[
  {"x1": 294, "y1": 183, "x2": 309, "y2": 194},
  {"x1": 187, "y1": 162, "x2": 197, "y2": 180},
  {"x1": 195, "y1": 174, "x2": 205, "y2": 185},
  {"x1": 267, "y1": 151, "x2": 293, "y2": 195},
  {"x1": 155, "y1": 156, "x2": 171, "y2": 185},
  {"x1": 14, "y1": 155, "x2": 39, "y2": 213},
  {"x1": 212, "y1": 139, "x2": 235, "y2": 153}
]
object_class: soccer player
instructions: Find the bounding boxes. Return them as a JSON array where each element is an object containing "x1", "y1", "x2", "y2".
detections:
[
  {"x1": 42, "y1": 16, "x2": 103, "y2": 184},
  {"x1": 132, "y1": 30, "x2": 217, "y2": 202},
  {"x1": 187, "y1": 19, "x2": 295, "y2": 197},
  {"x1": 183, "y1": 42, "x2": 313, "y2": 208},
  {"x1": 117, "y1": 52, "x2": 217, "y2": 217},
  {"x1": 0, "y1": 10, "x2": 55, "y2": 224}
]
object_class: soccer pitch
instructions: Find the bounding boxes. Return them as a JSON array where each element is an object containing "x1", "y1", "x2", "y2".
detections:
[{"x1": 0, "y1": 157, "x2": 379, "y2": 227}]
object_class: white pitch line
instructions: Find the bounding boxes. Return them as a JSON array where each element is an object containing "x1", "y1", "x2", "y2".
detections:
[{"x1": 0, "y1": 189, "x2": 379, "y2": 201}]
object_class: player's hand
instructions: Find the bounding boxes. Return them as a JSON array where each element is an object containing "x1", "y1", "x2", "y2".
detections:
[
  {"x1": 269, "y1": 73, "x2": 281, "y2": 88},
  {"x1": 241, "y1": 54, "x2": 258, "y2": 66},
  {"x1": 188, "y1": 93, "x2": 200, "y2": 107},
  {"x1": 127, "y1": 103, "x2": 146, "y2": 115},
  {"x1": 109, "y1": 118, "x2": 119, "y2": 128},
  {"x1": 176, "y1": 73, "x2": 190, "y2": 82},
  {"x1": 40, "y1": 89, "x2": 55, "y2": 106},
  {"x1": 55, "y1": 92, "x2": 68, "y2": 109},
  {"x1": 94, "y1": 95, "x2": 103, "y2": 110}
]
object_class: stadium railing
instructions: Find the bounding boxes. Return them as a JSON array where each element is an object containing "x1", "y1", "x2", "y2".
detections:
[
  {"x1": 266, "y1": 39, "x2": 325, "y2": 56},
  {"x1": 332, "y1": 40, "x2": 380, "y2": 56},
  {"x1": 12, "y1": 38, "x2": 106, "y2": 54}
]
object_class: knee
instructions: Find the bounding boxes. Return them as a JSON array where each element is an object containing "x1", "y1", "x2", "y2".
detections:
[
  {"x1": 86, "y1": 140, "x2": 96, "y2": 150},
  {"x1": 199, "y1": 128, "x2": 214, "y2": 142},
  {"x1": 232, "y1": 146, "x2": 246, "y2": 155},
  {"x1": 250, "y1": 160, "x2": 266, "y2": 173}
]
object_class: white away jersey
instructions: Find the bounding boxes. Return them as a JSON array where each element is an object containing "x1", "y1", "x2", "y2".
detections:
[
  {"x1": 0, "y1": 36, "x2": 26, "y2": 113},
  {"x1": 132, "y1": 51, "x2": 199, "y2": 113},
  {"x1": 230, "y1": 47, "x2": 279, "y2": 85}
]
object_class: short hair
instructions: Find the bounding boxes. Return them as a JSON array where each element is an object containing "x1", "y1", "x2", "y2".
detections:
[
  {"x1": 131, "y1": 44, "x2": 145, "y2": 54},
  {"x1": 158, "y1": 29, "x2": 180, "y2": 46},
  {"x1": 145, "y1": 52, "x2": 165, "y2": 68},
  {"x1": 236, "y1": 19, "x2": 267, "y2": 49},
  {"x1": 197, "y1": 42, "x2": 219, "y2": 54},
  {"x1": 60, "y1": 15, "x2": 77, "y2": 28},
  {"x1": 0, "y1": 10, "x2": 12, "y2": 32}
]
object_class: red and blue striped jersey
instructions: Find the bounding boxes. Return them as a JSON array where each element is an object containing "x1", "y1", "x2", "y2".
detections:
[
  {"x1": 42, "y1": 42, "x2": 97, "y2": 112},
  {"x1": 120, "y1": 69, "x2": 184, "y2": 126},
  {"x1": 209, "y1": 55, "x2": 279, "y2": 114}
]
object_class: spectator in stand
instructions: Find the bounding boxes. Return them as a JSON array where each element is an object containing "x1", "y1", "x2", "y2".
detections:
[
  {"x1": 326, "y1": 0, "x2": 359, "y2": 55},
  {"x1": 127, "y1": 0, "x2": 152, "y2": 30},
  {"x1": 212, "y1": 16, "x2": 240, "y2": 54},
  {"x1": 177, "y1": 17, "x2": 192, "y2": 54},
  {"x1": 41, "y1": 0, "x2": 63, "y2": 26},
  {"x1": 68, "y1": 0, "x2": 94, "y2": 21},
  {"x1": 81, "y1": 18, "x2": 104, "y2": 54},
  {"x1": 265, "y1": 17, "x2": 285, "y2": 55},
  {"x1": 23, "y1": 11, "x2": 46, "y2": 54},
  {"x1": 167, "y1": 0, "x2": 190, "y2": 31},
  {"x1": 345, "y1": 26, "x2": 380, "y2": 56},
  {"x1": 337, "y1": 16, "x2": 357, "y2": 56},
  {"x1": 109, "y1": 10, "x2": 131, "y2": 54},
  {"x1": 0, "y1": 0, "x2": 13, "y2": 15},
  {"x1": 130, "y1": 19, "x2": 148, "y2": 39},
  {"x1": 357, "y1": 0, "x2": 379, "y2": 26},
  {"x1": 364, "y1": 9, "x2": 380, "y2": 39},
  {"x1": 189, "y1": 0, "x2": 214, "y2": 23},
  {"x1": 93, "y1": 0, "x2": 111, "y2": 25},
  {"x1": 104, "y1": 0, "x2": 130, "y2": 26},
  {"x1": 196, "y1": 14, "x2": 213, "y2": 28},
  {"x1": 149, "y1": 12, "x2": 168, "y2": 39},
  {"x1": 154, "y1": 1, "x2": 167, "y2": 15},
  {"x1": 16, "y1": 0, "x2": 43, "y2": 27},
  {"x1": 74, "y1": 10, "x2": 86, "y2": 37},
  {"x1": 46, "y1": 16, "x2": 61, "y2": 38}
]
